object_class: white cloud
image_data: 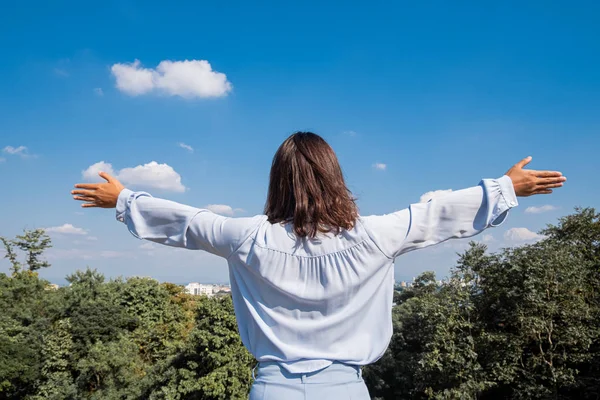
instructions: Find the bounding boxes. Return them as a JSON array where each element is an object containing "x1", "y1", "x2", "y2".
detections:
[
  {"x1": 82, "y1": 161, "x2": 116, "y2": 181},
  {"x1": 99, "y1": 250, "x2": 126, "y2": 258},
  {"x1": 178, "y1": 142, "x2": 194, "y2": 153},
  {"x1": 46, "y1": 249, "x2": 132, "y2": 261},
  {"x1": 94, "y1": 88, "x2": 104, "y2": 96},
  {"x1": 504, "y1": 227, "x2": 545, "y2": 242},
  {"x1": 46, "y1": 249, "x2": 94, "y2": 261},
  {"x1": 118, "y1": 162, "x2": 185, "y2": 192},
  {"x1": 419, "y1": 189, "x2": 453, "y2": 203},
  {"x1": 203, "y1": 205, "x2": 245, "y2": 217},
  {"x1": 3, "y1": 145, "x2": 30, "y2": 158},
  {"x1": 3, "y1": 145, "x2": 27, "y2": 155},
  {"x1": 372, "y1": 163, "x2": 387, "y2": 171},
  {"x1": 343, "y1": 130, "x2": 358, "y2": 137},
  {"x1": 82, "y1": 161, "x2": 185, "y2": 192},
  {"x1": 45, "y1": 224, "x2": 87, "y2": 235},
  {"x1": 111, "y1": 59, "x2": 232, "y2": 98},
  {"x1": 205, "y1": 204, "x2": 236, "y2": 216},
  {"x1": 482, "y1": 234, "x2": 495, "y2": 243},
  {"x1": 111, "y1": 60, "x2": 153, "y2": 95},
  {"x1": 525, "y1": 205, "x2": 558, "y2": 214},
  {"x1": 86, "y1": 236, "x2": 98, "y2": 241}
]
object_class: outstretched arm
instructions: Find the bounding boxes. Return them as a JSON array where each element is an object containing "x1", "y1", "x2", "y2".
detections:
[
  {"x1": 71, "y1": 172, "x2": 262, "y2": 258},
  {"x1": 362, "y1": 157, "x2": 566, "y2": 259}
]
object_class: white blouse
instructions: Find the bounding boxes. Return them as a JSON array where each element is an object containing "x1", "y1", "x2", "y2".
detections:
[{"x1": 116, "y1": 175, "x2": 518, "y2": 374}]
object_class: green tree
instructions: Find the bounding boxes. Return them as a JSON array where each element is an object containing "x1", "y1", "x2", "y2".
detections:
[
  {"x1": 462, "y1": 214, "x2": 599, "y2": 400},
  {"x1": 365, "y1": 208, "x2": 600, "y2": 400},
  {"x1": 365, "y1": 269, "x2": 489, "y2": 400},
  {"x1": 1, "y1": 229, "x2": 52, "y2": 273},
  {"x1": 540, "y1": 208, "x2": 600, "y2": 399},
  {"x1": 110, "y1": 277, "x2": 193, "y2": 363},
  {"x1": 31, "y1": 319, "x2": 77, "y2": 400},
  {"x1": 0, "y1": 241, "x2": 60, "y2": 400},
  {"x1": 145, "y1": 296, "x2": 255, "y2": 400},
  {"x1": 63, "y1": 268, "x2": 138, "y2": 358},
  {"x1": 0, "y1": 313, "x2": 41, "y2": 398},
  {"x1": 1, "y1": 208, "x2": 598, "y2": 400},
  {"x1": 75, "y1": 335, "x2": 145, "y2": 399}
]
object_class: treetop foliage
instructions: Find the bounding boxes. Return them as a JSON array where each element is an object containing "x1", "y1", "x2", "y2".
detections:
[{"x1": 1, "y1": 208, "x2": 599, "y2": 399}]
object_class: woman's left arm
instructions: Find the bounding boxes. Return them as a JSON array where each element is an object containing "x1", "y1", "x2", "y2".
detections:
[{"x1": 361, "y1": 157, "x2": 567, "y2": 259}]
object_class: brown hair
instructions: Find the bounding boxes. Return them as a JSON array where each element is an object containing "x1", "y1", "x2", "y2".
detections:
[{"x1": 264, "y1": 132, "x2": 358, "y2": 238}]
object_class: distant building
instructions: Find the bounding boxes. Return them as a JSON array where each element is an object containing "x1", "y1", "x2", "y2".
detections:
[
  {"x1": 45, "y1": 283, "x2": 60, "y2": 290},
  {"x1": 185, "y1": 283, "x2": 212, "y2": 296},
  {"x1": 185, "y1": 282, "x2": 231, "y2": 297},
  {"x1": 214, "y1": 287, "x2": 232, "y2": 297}
]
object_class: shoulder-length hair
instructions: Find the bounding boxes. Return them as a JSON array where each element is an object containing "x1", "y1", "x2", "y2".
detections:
[{"x1": 264, "y1": 132, "x2": 358, "y2": 238}]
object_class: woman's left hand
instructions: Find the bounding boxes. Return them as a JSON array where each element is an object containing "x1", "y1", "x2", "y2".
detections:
[
  {"x1": 72, "y1": 172, "x2": 125, "y2": 208},
  {"x1": 505, "y1": 156, "x2": 566, "y2": 197}
]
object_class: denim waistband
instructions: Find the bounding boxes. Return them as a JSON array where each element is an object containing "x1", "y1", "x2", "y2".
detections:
[{"x1": 253, "y1": 361, "x2": 362, "y2": 384}]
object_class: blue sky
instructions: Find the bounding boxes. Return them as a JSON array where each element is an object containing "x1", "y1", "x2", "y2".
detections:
[{"x1": 1, "y1": 0, "x2": 598, "y2": 285}]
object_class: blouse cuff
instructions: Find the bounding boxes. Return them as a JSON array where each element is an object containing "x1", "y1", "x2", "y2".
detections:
[
  {"x1": 115, "y1": 188, "x2": 134, "y2": 223},
  {"x1": 489, "y1": 175, "x2": 519, "y2": 226}
]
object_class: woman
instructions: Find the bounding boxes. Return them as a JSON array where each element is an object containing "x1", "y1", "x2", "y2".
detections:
[{"x1": 72, "y1": 132, "x2": 566, "y2": 399}]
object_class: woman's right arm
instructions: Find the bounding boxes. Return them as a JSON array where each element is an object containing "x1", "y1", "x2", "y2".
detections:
[
  {"x1": 114, "y1": 189, "x2": 264, "y2": 258},
  {"x1": 72, "y1": 172, "x2": 264, "y2": 259}
]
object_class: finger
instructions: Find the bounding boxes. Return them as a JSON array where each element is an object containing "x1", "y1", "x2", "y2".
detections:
[
  {"x1": 74, "y1": 183, "x2": 99, "y2": 190},
  {"x1": 538, "y1": 183, "x2": 564, "y2": 190},
  {"x1": 534, "y1": 170, "x2": 563, "y2": 178},
  {"x1": 82, "y1": 203, "x2": 99, "y2": 208},
  {"x1": 98, "y1": 171, "x2": 115, "y2": 183},
  {"x1": 536, "y1": 177, "x2": 567, "y2": 185},
  {"x1": 515, "y1": 156, "x2": 532, "y2": 169},
  {"x1": 73, "y1": 196, "x2": 96, "y2": 202},
  {"x1": 71, "y1": 189, "x2": 96, "y2": 196}
]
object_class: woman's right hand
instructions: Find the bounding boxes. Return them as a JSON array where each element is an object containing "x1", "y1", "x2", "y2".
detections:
[
  {"x1": 72, "y1": 172, "x2": 125, "y2": 208},
  {"x1": 505, "y1": 156, "x2": 567, "y2": 197}
]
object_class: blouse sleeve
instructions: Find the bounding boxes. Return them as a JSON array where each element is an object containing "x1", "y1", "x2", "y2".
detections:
[
  {"x1": 361, "y1": 175, "x2": 518, "y2": 259},
  {"x1": 115, "y1": 189, "x2": 264, "y2": 258}
]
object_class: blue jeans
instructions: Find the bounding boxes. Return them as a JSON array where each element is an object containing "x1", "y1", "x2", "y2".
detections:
[{"x1": 249, "y1": 361, "x2": 370, "y2": 400}]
